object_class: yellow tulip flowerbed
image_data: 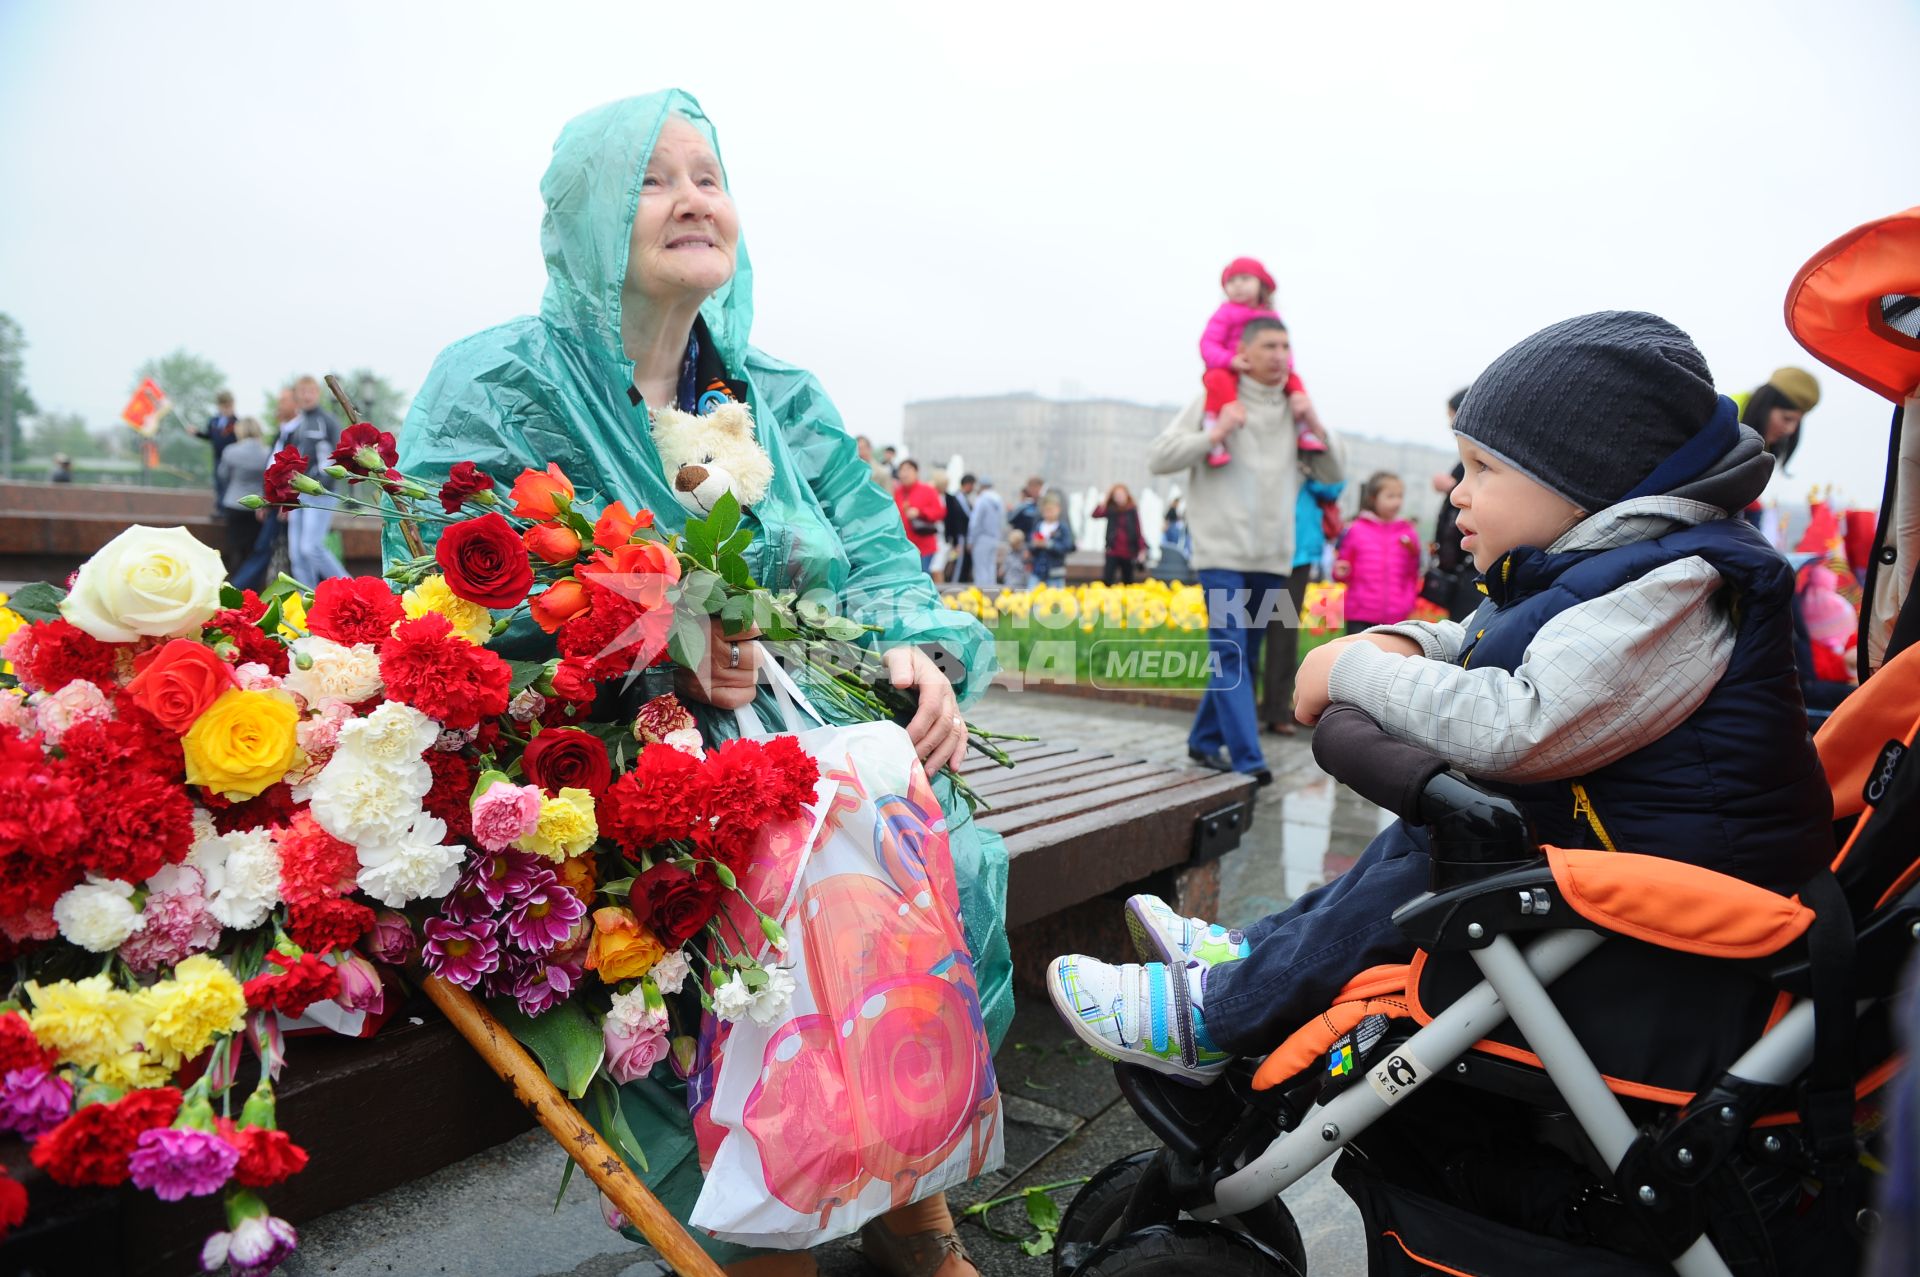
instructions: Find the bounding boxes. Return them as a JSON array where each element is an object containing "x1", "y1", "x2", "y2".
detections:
[{"x1": 944, "y1": 579, "x2": 1349, "y2": 691}]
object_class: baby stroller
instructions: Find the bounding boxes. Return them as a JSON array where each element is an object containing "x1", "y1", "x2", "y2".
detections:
[{"x1": 1052, "y1": 208, "x2": 1920, "y2": 1277}]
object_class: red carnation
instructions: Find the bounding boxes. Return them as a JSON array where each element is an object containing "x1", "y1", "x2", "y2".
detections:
[
  {"x1": 0, "y1": 1011, "x2": 55, "y2": 1074},
  {"x1": 262, "y1": 446, "x2": 309, "y2": 505},
  {"x1": 421, "y1": 748, "x2": 477, "y2": 842},
  {"x1": 753, "y1": 734, "x2": 822, "y2": 820},
  {"x1": 329, "y1": 422, "x2": 399, "y2": 477},
  {"x1": 59, "y1": 691, "x2": 185, "y2": 783},
  {"x1": 206, "y1": 781, "x2": 297, "y2": 835},
  {"x1": 12, "y1": 619, "x2": 118, "y2": 694},
  {"x1": 437, "y1": 461, "x2": 495, "y2": 514},
  {"x1": 0, "y1": 758, "x2": 84, "y2": 914},
  {"x1": 556, "y1": 579, "x2": 672, "y2": 682},
  {"x1": 522, "y1": 727, "x2": 611, "y2": 797},
  {"x1": 0, "y1": 1167, "x2": 24, "y2": 1239},
  {"x1": 379, "y1": 613, "x2": 512, "y2": 730},
  {"x1": 703, "y1": 737, "x2": 788, "y2": 827},
  {"x1": 599, "y1": 745, "x2": 708, "y2": 854},
  {"x1": 273, "y1": 810, "x2": 358, "y2": 906},
  {"x1": 629, "y1": 861, "x2": 723, "y2": 948},
  {"x1": 243, "y1": 951, "x2": 342, "y2": 1018},
  {"x1": 285, "y1": 896, "x2": 375, "y2": 954},
  {"x1": 434, "y1": 512, "x2": 534, "y2": 610},
  {"x1": 205, "y1": 606, "x2": 289, "y2": 677},
  {"x1": 306, "y1": 577, "x2": 405, "y2": 648},
  {"x1": 217, "y1": 1119, "x2": 310, "y2": 1188},
  {"x1": 30, "y1": 1087, "x2": 182, "y2": 1188},
  {"x1": 72, "y1": 767, "x2": 194, "y2": 883}
]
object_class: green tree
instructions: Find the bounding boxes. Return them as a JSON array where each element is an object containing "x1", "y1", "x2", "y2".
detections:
[
  {"x1": 27, "y1": 410, "x2": 101, "y2": 461},
  {"x1": 1, "y1": 313, "x2": 42, "y2": 475},
  {"x1": 133, "y1": 350, "x2": 228, "y2": 479}
]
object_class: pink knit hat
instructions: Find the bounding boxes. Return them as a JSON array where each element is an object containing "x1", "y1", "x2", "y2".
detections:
[{"x1": 1220, "y1": 256, "x2": 1275, "y2": 293}]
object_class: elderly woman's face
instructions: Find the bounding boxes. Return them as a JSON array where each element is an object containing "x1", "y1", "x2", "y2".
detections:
[{"x1": 627, "y1": 116, "x2": 739, "y2": 304}]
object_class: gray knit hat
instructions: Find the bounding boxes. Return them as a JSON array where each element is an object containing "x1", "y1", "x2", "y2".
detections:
[{"x1": 1453, "y1": 311, "x2": 1721, "y2": 512}]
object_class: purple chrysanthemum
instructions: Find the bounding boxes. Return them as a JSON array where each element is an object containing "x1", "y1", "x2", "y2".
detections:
[
  {"x1": 129, "y1": 1126, "x2": 239, "y2": 1201},
  {"x1": 421, "y1": 915, "x2": 503, "y2": 990},
  {"x1": 502, "y1": 877, "x2": 586, "y2": 954},
  {"x1": 512, "y1": 956, "x2": 581, "y2": 1016},
  {"x1": 0, "y1": 1065, "x2": 72, "y2": 1138}
]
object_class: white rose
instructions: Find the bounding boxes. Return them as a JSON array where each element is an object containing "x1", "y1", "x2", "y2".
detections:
[
  {"x1": 308, "y1": 752, "x2": 430, "y2": 847},
  {"x1": 201, "y1": 828, "x2": 281, "y2": 930},
  {"x1": 746, "y1": 965, "x2": 797, "y2": 1027},
  {"x1": 334, "y1": 701, "x2": 441, "y2": 769},
  {"x1": 355, "y1": 814, "x2": 466, "y2": 906},
  {"x1": 649, "y1": 949, "x2": 692, "y2": 996},
  {"x1": 53, "y1": 878, "x2": 146, "y2": 952},
  {"x1": 710, "y1": 973, "x2": 753, "y2": 1024},
  {"x1": 282, "y1": 636, "x2": 383, "y2": 707},
  {"x1": 60, "y1": 524, "x2": 226, "y2": 643}
]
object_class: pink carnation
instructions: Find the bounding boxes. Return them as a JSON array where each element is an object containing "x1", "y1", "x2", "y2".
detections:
[
  {"x1": 0, "y1": 691, "x2": 32, "y2": 736},
  {"x1": 0, "y1": 1066, "x2": 73, "y2": 1138},
  {"x1": 32, "y1": 679, "x2": 112, "y2": 746},
  {"x1": 128, "y1": 1126, "x2": 239, "y2": 1200},
  {"x1": 118, "y1": 865, "x2": 222, "y2": 973},
  {"x1": 232, "y1": 662, "x2": 280, "y2": 691},
  {"x1": 0, "y1": 907, "x2": 57, "y2": 945},
  {"x1": 470, "y1": 782, "x2": 543, "y2": 852}
]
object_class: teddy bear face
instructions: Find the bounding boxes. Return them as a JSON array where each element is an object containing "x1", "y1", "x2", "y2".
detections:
[{"x1": 650, "y1": 401, "x2": 774, "y2": 518}]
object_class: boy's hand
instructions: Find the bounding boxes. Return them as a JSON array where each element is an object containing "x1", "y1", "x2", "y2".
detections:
[{"x1": 1294, "y1": 632, "x2": 1422, "y2": 725}]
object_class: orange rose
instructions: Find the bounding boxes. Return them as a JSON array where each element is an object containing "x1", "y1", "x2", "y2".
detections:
[
  {"x1": 126, "y1": 639, "x2": 238, "y2": 735},
  {"x1": 553, "y1": 854, "x2": 598, "y2": 909},
  {"x1": 592, "y1": 502, "x2": 640, "y2": 550},
  {"x1": 584, "y1": 906, "x2": 666, "y2": 983},
  {"x1": 522, "y1": 522, "x2": 583, "y2": 565},
  {"x1": 529, "y1": 579, "x2": 590, "y2": 633},
  {"x1": 581, "y1": 541, "x2": 682, "y2": 609},
  {"x1": 509, "y1": 463, "x2": 576, "y2": 521}
]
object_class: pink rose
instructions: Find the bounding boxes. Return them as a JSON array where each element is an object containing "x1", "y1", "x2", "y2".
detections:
[
  {"x1": 331, "y1": 951, "x2": 387, "y2": 1014},
  {"x1": 604, "y1": 991, "x2": 671, "y2": 1085},
  {"x1": 363, "y1": 909, "x2": 416, "y2": 965}
]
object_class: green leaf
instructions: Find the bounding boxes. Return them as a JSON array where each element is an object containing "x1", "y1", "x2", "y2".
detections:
[
  {"x1": 508, "y1": 659, "x2": 547, "y2": 697},
  {"x1": 719, "y1": 593, "x2": 757, "y2": 635},
  {"x1": 1025, "y1": 1188, "x2": 1063, "y2": 1234},
  {"x1": 1020, "y1": 1232, "x2": 1056, "y2": 1257},
  {"x1": 219, "y1": 584, "x2": 244, "y2": 609},
  {"x1": 822, "y1": 616, "x2": 868, "y2": 643},
  {"x1": 666, "y1": 611, "x2": 706, "y2": 670},
  {"x1": 679, "y1": 569, "x2": 725, "y2": 615},
  {"x1": 717, "y1": 553, "x2": 755, "y2": 590},
  {"x1": 552, "y1": 1157, "x2": 576, "y2": 1213},
  {"x1": 260, "y1": 573, "x2": 305, "y2": 604},
  {"x1": 488, "y1": 998, "x2": 605, "y2": 1100},
  {"x1": 705, "y1": 490, "x2": 741, "y2": 543},
  {"x1": 718, "y1": 527, "x2": 754, "y2": 559},
  {"x1": 258, "y1": 597, "x2": 286, "y2": 637},
  {"x1": 599, "y1": 875, "x2": 636, "y2": 899},
  {"x1": 591, "y1": 1074, "x2": 650, "y2": 1172},
  {"x1": 0, "y1": 581, "x2": 65, "y2": 624},
  {"x1": 683, "y1": 516, "x2": 717, "y2": 562}
]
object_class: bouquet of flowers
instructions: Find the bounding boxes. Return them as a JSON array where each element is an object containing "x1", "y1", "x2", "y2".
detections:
[{"x1": 0, "y1": 395, "x2": 1017, "y2": 1270}]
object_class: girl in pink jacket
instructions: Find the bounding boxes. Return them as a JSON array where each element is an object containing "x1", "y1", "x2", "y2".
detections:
[
  {"x1": 1334, "y1": 471, "x2": 1422, "y2": 632},
  {"x1": 1200, "y1": 255, "x2": 1325, "y2": 467}
]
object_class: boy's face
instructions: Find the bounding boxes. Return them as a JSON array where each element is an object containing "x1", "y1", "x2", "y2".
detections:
[
  {"x1": 1224, "y1": 273, "x2": 1262, "y2": 305},
  {"x1": 1450, "y1": 437, "x2": 1586, "y2": 571}
]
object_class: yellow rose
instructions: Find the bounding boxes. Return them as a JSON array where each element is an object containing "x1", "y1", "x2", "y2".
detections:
[
  {"x1": 584, "y1": 906, "x2": 666, "y2": 983},
  {"x1": 516, "y1": 787, "x2": 597, "y2": 861},
  {"x1": 59, "y1": 524, "x2": 227, "y2": 643},
  {"x1": 182, "y1": 688, "x2": 302, "y2": 800},
  {"x1": 0, "y1": 601, "x2": 21, "y2": 674},
  {"x1": 276, "y1": 591, "x2": 309, "y2": 638},
  {"x1": 402, "y1": 574, "x2": 491, "y2": 644},
  {"x1": 140, "y1": 953, "x2": 247, "y2": 1068},
  {"x1": 27, "y1": 975, "x2": 150, "y2": 1070}
]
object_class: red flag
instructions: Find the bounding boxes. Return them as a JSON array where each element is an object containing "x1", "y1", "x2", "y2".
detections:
[{"x1": 120, "y1": 378, "x2": 170, "y2": 437}]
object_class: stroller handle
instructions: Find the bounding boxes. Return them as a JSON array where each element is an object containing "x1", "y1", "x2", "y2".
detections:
[{"x1": 1311, "y1": 704, "x2": 1450, "y2": 819}]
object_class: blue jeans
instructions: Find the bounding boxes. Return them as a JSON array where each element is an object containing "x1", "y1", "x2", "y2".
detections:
[
  {"x1": 288, "y1": 491, "x2": 348, "y2": 586},
  {"x1": 1189, "y1": 568, "x2": 1286, "y2": 774},
  {"x1": 1202, "y1": 821, "x2": 1430, "y2": 1057},
  {"x1": 231, "y1": 509, "x2": 282, "y2": 592}
]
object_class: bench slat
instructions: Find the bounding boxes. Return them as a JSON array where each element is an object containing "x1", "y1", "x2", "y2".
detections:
[
  {"x1": 967, "y1": 752, "x2": 1121, "y2": 796},
  {"x1": 973, "y1": 760, "x2": 1172, "y2": 811}
]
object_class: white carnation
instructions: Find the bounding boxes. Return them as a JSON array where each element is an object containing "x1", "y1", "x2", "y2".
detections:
[
  {"x1": 334, "y1": 701, "x2": 441, "y2": 769},
  {"x1": 649, "y1": 949, "x2": 692, "y2": 996},
  {"x1": 606, "y1": 986, "x2": 668, "y2": 1034},
  {"x1": 281, "y1": 636, "x2": 383, "y2": 708},
  {"x1": 201, "y1": 828, "x2": 282, "y2": 930},
  {"x1": 663, "y1": 728, "x2": 704, "y2": 757},
  {"x1": 710, "y1": 973, "x2": 753, "y2": 1024},
  {"x1": 746, "y1": 965, "x2": 797, "y2": 1027},
  {"x1": 355, "y1": 814, "x2": 466, "y2": 907},
  {"x1": 53, "y1": 878, "x2": 146, "y2": 952},
  {"x1": 309, "y1": 753, "x2": 430, "y2": 847}
]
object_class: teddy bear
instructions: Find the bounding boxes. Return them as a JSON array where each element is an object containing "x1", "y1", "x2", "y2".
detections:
[{"x1": 649, "y1": 400, "x2": 774, "y2": 518}]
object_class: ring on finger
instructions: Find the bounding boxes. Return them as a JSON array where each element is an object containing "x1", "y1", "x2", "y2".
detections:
[{"x1": 728, "y1": 641, "x2": 741, "y2": 670}]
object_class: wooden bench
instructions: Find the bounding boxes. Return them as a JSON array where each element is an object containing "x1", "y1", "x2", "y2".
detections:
[{"x1": 1, "y1": 742, "x2": 1255, "y2": 1276}]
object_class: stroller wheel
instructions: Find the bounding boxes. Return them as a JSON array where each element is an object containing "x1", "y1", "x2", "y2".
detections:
[
  {"x1": 1072, "y1": 1221, "x2": 1304, "y2": 1277},
  {"x1": 1055, "y1": 1152, "x2": 1306, "y2": 1277}
]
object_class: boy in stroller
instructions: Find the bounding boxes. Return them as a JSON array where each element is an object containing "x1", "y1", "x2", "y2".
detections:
[{"x1": 1048, "y1": 309, "x2": 1832, "y2": 1081}]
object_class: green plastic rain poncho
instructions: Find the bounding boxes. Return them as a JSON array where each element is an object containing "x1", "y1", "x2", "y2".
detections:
[{"x1": 392, "y1": 90, "x2": 1011, "y2": 1258}]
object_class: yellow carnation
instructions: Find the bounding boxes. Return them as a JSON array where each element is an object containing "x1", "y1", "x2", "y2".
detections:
[
  {"x1": 516, "y1": 786, "x2": 598, "y2": 860},
  {"x1": 402, "y1": 574, "x2": 491, "y2": 644},
  {"x1": 93, "y1": 1047, "x2": 174, "y2": 1090},
  {"x1": 27, "y1": 975, "x2": 150, "y2": 1071},
  {"x1": 182, "y1": 688, "x2": 302, "y2": 800},
  {"x1": 140, "y1": 953, "x2": 247, "y2": 1068}
]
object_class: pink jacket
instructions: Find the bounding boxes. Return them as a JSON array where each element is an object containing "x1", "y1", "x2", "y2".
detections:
[
  {"x1": 1335, "y1": 514, "x2": 1422, "y2": 625},
  {"x1": 1199, "y1": 300, "x2": 1307, "y2": 395}
]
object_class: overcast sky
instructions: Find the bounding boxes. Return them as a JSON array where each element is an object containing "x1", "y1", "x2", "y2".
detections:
[{"x1": 3, "y1": 0, "x2": 1915, "y2": 510}]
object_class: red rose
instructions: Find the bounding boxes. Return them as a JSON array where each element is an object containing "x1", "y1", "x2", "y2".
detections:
[
  {"x1": 628, "y1": 862, "x2": 722, "y2": 948},
  {"x1": 306, "y1": 577, "x2": 404, "y2": 647},
  {"x1": 262, "y1": 445, "x2": 309, "y2": 505},
  {"x1": 522, "y1": 727, "x2": 612, "y2": 797},
  {"x1": 530, "y1": 579, "x2": 591, "y2": 634},
  {"x1": 548, "y1": 658, "x2": 598, "y2": 706},
  {"x1": 523, "y1": 523, "x2": 583, "y2": 565},
  {"x1": 435, "y1": 512, "x2": 534, "y2": 609},
  {"x1": 329, "y1": 422, "x2": 399, "y2": 477},
  {"x1": 31, "y1": 1087, "x2": 181, "y2": 1187},
  {"x1": 125, "y1": 639, "x2": 236, "y2": 734},
  {"x1": 218, "y1": 1119, "x2": 310, "y2": 1188},
  {"x1": 380, "y1": 613, "x2": 512, "y2": 729},
  {"x1": 438, "y1": 461, "x2": 495, "y2": 514}
]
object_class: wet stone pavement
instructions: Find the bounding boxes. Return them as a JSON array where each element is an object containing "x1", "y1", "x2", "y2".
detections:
[{"x1": 287, "y1": 688, "x2": 1383, "y2": 1277}]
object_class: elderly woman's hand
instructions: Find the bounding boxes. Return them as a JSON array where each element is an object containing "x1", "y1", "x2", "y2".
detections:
[
  {"x1": 675, "y1": 617, "x2": 766, "y2": 712},
  {"x1": 885, "y1": 646, "x2": 969, "y2": 776}
]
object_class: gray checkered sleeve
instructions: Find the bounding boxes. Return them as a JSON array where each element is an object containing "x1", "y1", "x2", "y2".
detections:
[
  {"x1": 1325, "y1": 556, "x2": 1734, "y2": 783},
  {"x1": 1360, "y1": 617, "x2": 1469, "y2": 663}
]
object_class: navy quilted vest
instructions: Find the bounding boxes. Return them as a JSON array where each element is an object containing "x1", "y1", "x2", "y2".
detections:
[{"x1": 1457, "y1": 517, "x2": 1831, "y2": 892}]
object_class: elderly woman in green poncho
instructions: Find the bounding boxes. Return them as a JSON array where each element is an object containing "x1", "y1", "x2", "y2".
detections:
[{"x1": 393, "y1": 90, "x2": 1010, "y2": 1277}]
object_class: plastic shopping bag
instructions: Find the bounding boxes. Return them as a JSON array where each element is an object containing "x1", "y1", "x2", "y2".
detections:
[{"x1": 686, "y1": 653, "x2": 1005, "y2": 1248}]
